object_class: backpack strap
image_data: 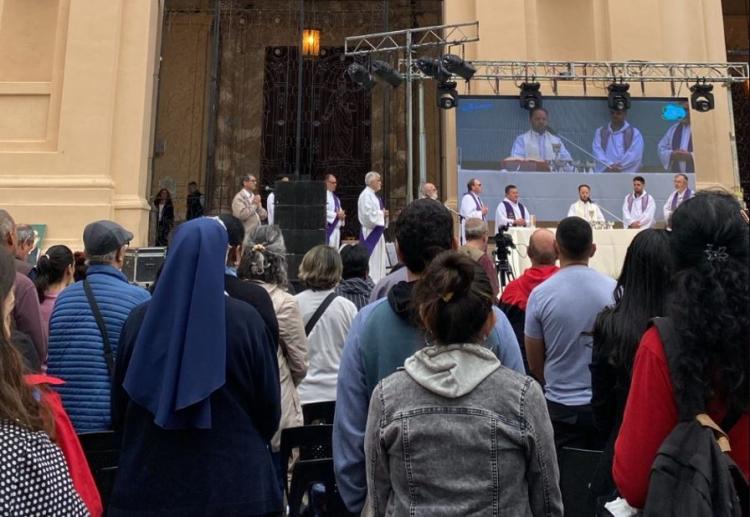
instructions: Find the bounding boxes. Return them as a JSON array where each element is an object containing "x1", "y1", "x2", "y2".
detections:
[
  {"x1": 83, "y1": 279, "x2": 114, "y2": 379},
  {"x1": 304, "y1": 292, "x2": 338, "y2": 337},
  {"x1": 720, "y1": 408, "x2": 744, "y2": 436}
]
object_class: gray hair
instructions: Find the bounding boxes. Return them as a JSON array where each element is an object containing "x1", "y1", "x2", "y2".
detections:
[
  {"x1": 365, "y1": 171, "x2": 381, "y2": 186},
  {"x1": 241, "y1": 174, "x2": 256, "y2": 184},
  {"x1": 239, "y1": 225, "x2": 289, "y2": 287},
  {"x1": 298, "y1": 245, "x2": 342, "y2": 290},
  {"x1": 16, "y1": 224, "x2": 35, "y2": 246},
  {"x1": 464, "y1": 218, "x2": 488, "y2": 241},
  {"x1": 0, "y1": 209, "x2": 15, "y2": 242},
  {"x1": 86, "y1": 249, "x2": 119, "y2": 266}
]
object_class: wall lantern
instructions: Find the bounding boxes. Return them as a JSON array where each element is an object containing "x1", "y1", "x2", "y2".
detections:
[{"x1": 302, "y1": 29, "x2": 321, "y2": 57}]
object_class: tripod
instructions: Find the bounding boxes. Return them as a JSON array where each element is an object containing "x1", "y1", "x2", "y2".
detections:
[{"x1": 493, "y1": 246, "x2": 516, "y2": 290}]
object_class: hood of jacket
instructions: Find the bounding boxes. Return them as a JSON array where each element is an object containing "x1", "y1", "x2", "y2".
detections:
[
  {"x1": 404, "y1": 344, "x2": 500, "y2": 398},
  {"x1": 387, "y1": 280, "x2": 417, "y2": 322},
  {"x1": 337, "y1": 277, "x2": 373, "y2": 296}
]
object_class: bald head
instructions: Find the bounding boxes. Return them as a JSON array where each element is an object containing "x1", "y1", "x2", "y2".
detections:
[{"x1": 527, "y1": 229, "x2": 557, "y2": 266}]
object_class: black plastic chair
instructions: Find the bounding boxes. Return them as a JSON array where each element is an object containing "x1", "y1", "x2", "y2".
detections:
[
  {"x1": 78, "y1": 431, "x2": 120, "y2": 510},
  {"x1": 280, "y1": 425, "x2": 353, "y2": 516},
  {"x1": 559, "y1": 447, "x2": 604, "y2": 517},
  {"x1": 302, "y1": 401, "x2": 336, "y2": 425}
]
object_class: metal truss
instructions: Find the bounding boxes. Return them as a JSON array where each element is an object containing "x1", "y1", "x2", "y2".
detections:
[{"x1": 344, "y1": 21, "x2": 479, "y2": 56}]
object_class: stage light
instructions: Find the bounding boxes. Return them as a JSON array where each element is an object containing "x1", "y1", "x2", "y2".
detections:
[
  {"x1": 437, "y1": 81, "x2": 458, "y2": 110},
  {"x1": 416, "y1": 58, "x2": 451, "y2": 83},
  {"x1": 607, "y1": 82, "x2": 631, "y2": 111},
  {"x1": 690, "y1": 81, "x2": 714, "y2": 112},
  {"x1": 371, "y1": 60, "x2": 403, "y2": 87},
  {"x1": 519, "y1": 82, "x2": 542, "y2": 110},
  {"x1": 347, "y1": 63, "x2": 374, "y2": 91},
  {"x1": 440, "y1": 54, "x2": 476, "y2": 81}
]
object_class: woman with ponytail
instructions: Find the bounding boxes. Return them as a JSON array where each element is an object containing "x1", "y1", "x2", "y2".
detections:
[
  {"x1": 33, "y1": 245, "x2": 74, "y2": 329},
  {"x1": 364, "y1": 250, "x2": 562, "y2": 516},
  {"x1": 613, "y1": 191, "x2": 749, "y2": 509}
]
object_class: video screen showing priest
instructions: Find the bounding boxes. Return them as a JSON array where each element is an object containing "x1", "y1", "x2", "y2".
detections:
[{"x1": 456, "y1": 96, "x2": 695, "y2": 174}]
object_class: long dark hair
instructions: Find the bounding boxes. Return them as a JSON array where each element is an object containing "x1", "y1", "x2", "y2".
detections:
[
  {"x1": 667, "y1": 191, "x2": 749, "y2": 416},
  {"x1": 33, "y1": 245, "x2": 74, "y2": 302},
  {"x1": 413, "y1": 250, "x2": 494, "y2": 345},
  {"x1": 154, "y1": 188, "x2": 172, "y2": 206},
  {"x1": 0, "y1": 249, "x2": 54, "y2": 437},
  {"x1": 594, "y1": 229, "x2": 673, "y2": 375}
]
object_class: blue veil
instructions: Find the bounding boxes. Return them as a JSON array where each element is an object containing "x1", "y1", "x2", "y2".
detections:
[{"x1": 123, "y1": 217, "x2": 228, "y2": 429}]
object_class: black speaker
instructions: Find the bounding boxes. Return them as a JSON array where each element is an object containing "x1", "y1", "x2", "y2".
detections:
[
  {"x1": 122, "y1": 247, "x2": 166, "y2": 287},
  {"x1": 273, "y1": 180, "x2": 327, "y2": 281}
]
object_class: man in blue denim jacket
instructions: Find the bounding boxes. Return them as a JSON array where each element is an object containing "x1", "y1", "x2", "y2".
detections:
[{"x1": 333, "y1": 200, "x2": 525, "y2": 513}]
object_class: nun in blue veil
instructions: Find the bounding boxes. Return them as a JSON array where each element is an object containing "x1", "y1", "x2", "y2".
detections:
[{"x1": 108, "y1": 217, "x2": 282, "y2": 517}]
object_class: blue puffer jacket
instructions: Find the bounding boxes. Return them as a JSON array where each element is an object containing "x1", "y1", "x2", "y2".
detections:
[{"x1": 47, "y1": 265, "x2": 151, "y2": 432}]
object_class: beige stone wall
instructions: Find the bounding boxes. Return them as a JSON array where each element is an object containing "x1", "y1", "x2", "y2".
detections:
[
  {"x1": 442, "y1": 0, "x2": 737, "y2": 207},
  {"x1": 0, "y1": 0, "x2": 161, "y2": 250}
]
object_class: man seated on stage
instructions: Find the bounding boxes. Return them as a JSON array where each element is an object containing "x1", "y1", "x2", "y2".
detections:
[
  {"x1": 510, "y1": 107, "x2": 572, "y2": 164},
  {"x1": 458, "y1": 218, "x2": 500, "y2": 300},
  {"x1": 495, "y1": 184, "x2": 530, "y2": 233},
  {"x1": 622, "y1": 175, "x2": 656, "y2": 229},
  {"x1": 663, "y1": 173, "x2": 693, "y2": 228},
  {"x1": 499, "y1": 228, "x2": 559, "y2": 373},
  {"x1": 459, "y1": 178, "x2": 488, "y2": 244},
  {"x1": 358, "y1": 171, "x2": 388, "y2": 284},
  {"x1": 591, "y1": 109, "x2": 644, "y2": 172},
  {"x1": 658, "y1": 101, "x2": 694, "y2": 173},
  {"x1": 568, "y1": 184, "x2": 605, "y2": 223}
]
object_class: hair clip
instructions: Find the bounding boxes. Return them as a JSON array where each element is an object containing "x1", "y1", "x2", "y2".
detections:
[
  {"x1": 252, "y1": 244, "x2": 266, "y2": 253},
  {"x1": 704, "y1": 244, "x2": 729, "y2": 262},
  {"x1": 442, "y1": 292, "x2": 454, "y2": 303}
]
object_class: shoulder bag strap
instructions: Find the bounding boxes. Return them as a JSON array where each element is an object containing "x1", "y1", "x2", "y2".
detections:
[
  {"x1": 83, "y1": 279, "x2": 114, "y2": 379},
  {"x1": 304, "y1": 292, "x2": 338, "y2": 337}
]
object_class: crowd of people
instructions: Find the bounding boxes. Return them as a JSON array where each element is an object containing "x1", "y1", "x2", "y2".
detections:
[{"x1": 0, "y1": 183, "x2": 747, "y2": 516}]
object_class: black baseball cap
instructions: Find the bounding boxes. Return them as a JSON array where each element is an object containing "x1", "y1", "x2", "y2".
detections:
[{"x1": 83, "y1": 220, "x2": 133, "y2": 255}]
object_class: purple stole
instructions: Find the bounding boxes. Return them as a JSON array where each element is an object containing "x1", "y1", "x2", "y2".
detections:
[
  {"x1": 503, "y1": 201, "x2": 527, "y2": 221},
  {"x1": 627, "y1": 193, "x2": 649, "y2": 213},
  {"x1": 670, "y1": 124, "x2": 694, "y2": 172},
  {"x1": 670, "y1": 188, "x2": 692, "y2": 210},
  {"x1": 325, "y1": 193, "x2": 341, "y2": 243},
  {"x1": 600, "y1": 125, "x2": 634, "y2": 153},
  {"x1": 360, "y1": 195, "x2": 385, "y2": 257},
  {"x1": 469, "y1": 193, "x2": 486, "y2": 221}
]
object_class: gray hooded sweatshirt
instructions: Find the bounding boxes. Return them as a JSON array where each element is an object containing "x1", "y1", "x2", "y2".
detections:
[{"x1": 364, "y1": 344, "x2": 563, "y2": 517}]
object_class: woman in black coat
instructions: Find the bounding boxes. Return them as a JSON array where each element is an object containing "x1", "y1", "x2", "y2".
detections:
[
  {"x1": 109, "y1": 217, "x2": 282, "y2": 516},
  {"x1": 154, "y1": 188, "x2": 174, "y2": 246}
]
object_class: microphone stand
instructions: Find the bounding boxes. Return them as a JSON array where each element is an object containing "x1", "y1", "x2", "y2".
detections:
[
  {"x1": 596, "y1": 203, "x2": 625, "y2": 225},
  {"x1": 547, "y1": 126, "x2": 614, "y2": 170},
  {"x1": 443, "y1": 203, "x2": 465, "y2": 220}
]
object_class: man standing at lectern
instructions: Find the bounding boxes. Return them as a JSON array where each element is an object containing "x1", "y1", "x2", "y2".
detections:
[
  {"x1": 495, "y1": 185, "x2": 530, "y2": 233},
  {"x1": 358, "y1": 171, "x2": 388, "y2": 284},
  {"x1": 568, "y1": 184, "x2": 605, "y2": 223},
  {"x1": 326, "y1": 173, "x2": 345, "y2": 248},
  {"x1": 591, "y1": 109, "x2": 644, "y2": 172},
  {"x1": 511, "y1": 107, "x2": 572, "y2": 163}
]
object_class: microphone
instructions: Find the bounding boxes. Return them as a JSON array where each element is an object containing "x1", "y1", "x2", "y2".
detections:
[
  {"x1": 547, "y1": 126, "x2": 613, "y2": 170},
  {"x1": 443, "y1": 203, "x2": 464, "y2": 219},
  {"x1": 598, "y1": 203, "x2": 625, "y2": 224}
]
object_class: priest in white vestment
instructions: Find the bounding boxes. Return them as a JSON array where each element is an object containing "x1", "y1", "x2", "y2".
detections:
[
  {"x1": 266, "y1": 175, "x2": 290, "y2": 226},
  {"x1": 510, "y1": 107, "x2": 572, "y2": 162},
  {"x1": 591, "y1": 110, "x2": 644, "y2": 172},
  {"x1": 326, "y1": 173, "x2": 345, "y2": 248},
  {"x1": 358, "y1": 171, "x2": 388, "y2": 284},
  {"x1": 663, "y1": 173, "x2": 693, "y2": 228},
  {"x1": 494, "y1": 184, "x2": 530, "y2": 233},
  {"x1": 622, "y1": 176, "x2": 656, "y2": 229},
  {"x1": 459, "y1": 178, "x2": 488, "y2": 244},
  {"x1": 567, "y1": 184, "x2": 605, "y2": 223},
  {"x1": 657, "y1": 102, "x2": 694, "y2": 173}
]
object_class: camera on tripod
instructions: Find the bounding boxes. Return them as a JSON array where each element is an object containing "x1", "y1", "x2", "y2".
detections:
[
  {"x1": 494, "y1": 225, "x2": 516, "y2": 257},
  {"x1": 493, "y1": 225, "x2": 516, "y2": 289}
]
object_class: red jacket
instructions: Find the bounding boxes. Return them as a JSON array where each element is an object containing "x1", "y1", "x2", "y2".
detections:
[
  {"x1": 613, "y1": 327, "x2": 749, "y2": 508},
  {"x1": 500, "y1": 265, "x2": 559, "y2": 310},
  {"x1": 25, "y1": 374, "x2": 104, "y2": 517}
]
